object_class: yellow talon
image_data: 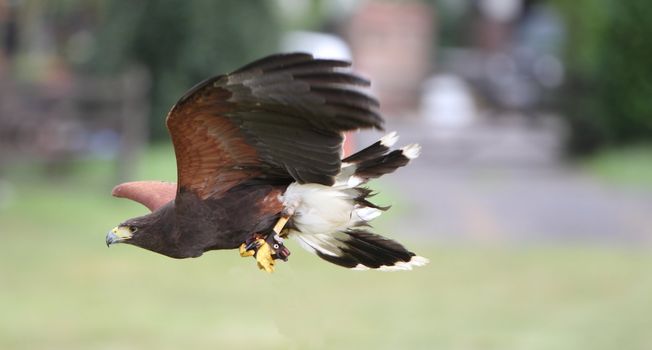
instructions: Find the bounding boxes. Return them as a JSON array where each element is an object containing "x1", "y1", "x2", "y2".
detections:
[
  {"x1": 255, "y1": 239, "x2": 275, "y2": 273},
  {"x1": 239, "y1": 243, "x2": 255, "y2": 257},
  {"x1": 239, "y1": 213, "x2": 293, "y2": 272}
]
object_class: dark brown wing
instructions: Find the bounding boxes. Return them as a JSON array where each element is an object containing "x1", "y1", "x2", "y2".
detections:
[{"x1": 166, "y1": 53, "x2": 383, "y2": 199}]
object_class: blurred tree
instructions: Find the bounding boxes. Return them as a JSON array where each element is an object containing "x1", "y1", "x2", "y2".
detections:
[
  {"x1": 91, "y1": 0, "x2": 281, "y2": 140},
  {"x1": 428, "y1": 0, "x2": 472, "y2": 48},
  {"x1": 553, "y1": 0, "x2": 652, "y2": 153},
  {"x1": 598, "y1": 1, "x2": 652, "y2": 143}
]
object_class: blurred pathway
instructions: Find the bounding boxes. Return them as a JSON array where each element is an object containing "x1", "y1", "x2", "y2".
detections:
[{"x1": 360, "y1": 117, "x2": 652, "y2": 244}]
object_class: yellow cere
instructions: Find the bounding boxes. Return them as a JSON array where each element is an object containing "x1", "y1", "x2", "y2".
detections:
[{"x1": 111, "y1": 226, "x2": 134, "y2": 240}]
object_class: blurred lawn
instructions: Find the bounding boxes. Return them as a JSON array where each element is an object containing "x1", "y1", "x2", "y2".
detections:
[
  {"x1": 584, "y1": 145, "x2": 652, "y2": 190},
  {"x1": 1, "y1": 145, "x2": 651, "y2": 350}
]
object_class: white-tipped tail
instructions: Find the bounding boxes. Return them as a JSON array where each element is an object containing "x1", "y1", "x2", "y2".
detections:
[
  {"x1": 282, "y1": 133, "x2": 426, "y2": 272},
  {"x1": 352, "y1": 255, "x2": 430, "y2": 271},
  {"x1": 380, "y1": 131, "x2": 399, "y2": 147},
  {"x1": 402, "y1": 144, "x2": 421, "y2": 159}
]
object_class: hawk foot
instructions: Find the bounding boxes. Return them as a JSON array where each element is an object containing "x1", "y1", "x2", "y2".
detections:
[
  {"x1": 239, "y1": 233, "x2": 291, "y2": 273},
  {"x1": 255, "y1": 239, "x2": 275, "y2": 273}
]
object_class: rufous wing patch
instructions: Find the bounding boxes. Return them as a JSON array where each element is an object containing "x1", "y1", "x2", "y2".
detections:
[
  {"x1": 258, "y1": 187, "x2": 285, "y2": 216},
  {"x1": 167, "y1": 99, "x2": 261, "y2": 199}
]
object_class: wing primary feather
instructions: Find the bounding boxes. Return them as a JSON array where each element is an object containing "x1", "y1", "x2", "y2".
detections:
[
  {"x1": 231, "y1": 52, "x2": 314, "y2": 75},
  {"x1": 265, "y1": 58, "x2": 352, "y2": 73},
  {"x1": 311, "y1": 86, "x2": 380, "y2": 108},
  {"x1": 293, "y1": 72, "x2": 371, "y2": 87}
]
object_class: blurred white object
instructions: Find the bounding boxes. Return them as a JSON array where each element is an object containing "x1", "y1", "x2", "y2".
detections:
[
  {"x1": 479, "y1": 0, "x2": 522, "y2": 22},
  {"x1": 421, "y1": 74, "x2": 476, "y2": 128},
  {"x1": 280, "y1": 31, "x2": 351, "y2": 60}
]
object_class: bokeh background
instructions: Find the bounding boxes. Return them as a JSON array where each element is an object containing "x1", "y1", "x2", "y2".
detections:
[{"x1": 1, "y1": 0, "x2": 651, "y2": 349}]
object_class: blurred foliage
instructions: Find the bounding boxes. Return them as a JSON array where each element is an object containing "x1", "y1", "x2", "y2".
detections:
[
  {"x1": 553, "y1": 0, "x2": 652, "y2": 154},
  {"x1": 598, "y1": 1, "x2": 652, "y2": 142},
  {"x1": 89, "y1": 0, "x2": 281, "y2": 140},
  {"x1": 427, "y1": 0, "x2": 472, "y2": 48}
]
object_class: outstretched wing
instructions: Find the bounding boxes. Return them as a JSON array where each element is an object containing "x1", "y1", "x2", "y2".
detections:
[{"x1": 166, "y1": 53, "x2": 383, "y2": 199}]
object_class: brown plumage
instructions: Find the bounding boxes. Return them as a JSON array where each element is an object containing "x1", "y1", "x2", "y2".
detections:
[{"x1": 108, "y1": 53, "x2": 427, "y2": 271}]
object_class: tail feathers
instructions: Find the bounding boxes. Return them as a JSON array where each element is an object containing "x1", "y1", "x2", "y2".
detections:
[
  {"x1": 353, "y1": 187, "x2": 390, "y2": 214},
  {"x1": 339, "y1": 132, "x2": 420, "y2": 187},
  {"x1": 342, "y1": 131, "x2": 398, "y2": 163},
  {"x1": 294, "y1": 229, "x2": 429, "y2": 271},
  {"x1": 287, "y1": 131, "x2": 426, "y2": 271},
  {"x1": 355, "y1": 146, "x2": 414, "y2": 179}
]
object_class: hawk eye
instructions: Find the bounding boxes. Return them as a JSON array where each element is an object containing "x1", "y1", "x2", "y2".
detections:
[{"x1": 129, "y1": 226, "x2": 138, "y2": 233}]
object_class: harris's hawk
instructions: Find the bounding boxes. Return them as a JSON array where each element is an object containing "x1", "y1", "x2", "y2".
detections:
[{"x1": 107, "y1": 53, "x2": 428, "y2": 272}]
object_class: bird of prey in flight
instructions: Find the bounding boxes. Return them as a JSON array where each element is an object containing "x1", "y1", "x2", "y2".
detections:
[{"x1": 107, "y1": 53, "x2": 428, "y2": 272}]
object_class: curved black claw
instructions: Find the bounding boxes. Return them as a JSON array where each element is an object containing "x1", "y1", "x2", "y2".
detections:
[
  {"x1": 244, "y1": 236, "x2": 263, "y2": 252},
  {"x1": 242, "y1": 233, "x2": 290, "y2": 262}
]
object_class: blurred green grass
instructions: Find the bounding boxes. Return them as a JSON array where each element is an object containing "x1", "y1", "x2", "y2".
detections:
[
  {"x1": 583, "y1": 145, "x2": 652, "y2": 189},
  {"x1": 1, "y1": 146, "x2": 651, "y2": 350}
]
